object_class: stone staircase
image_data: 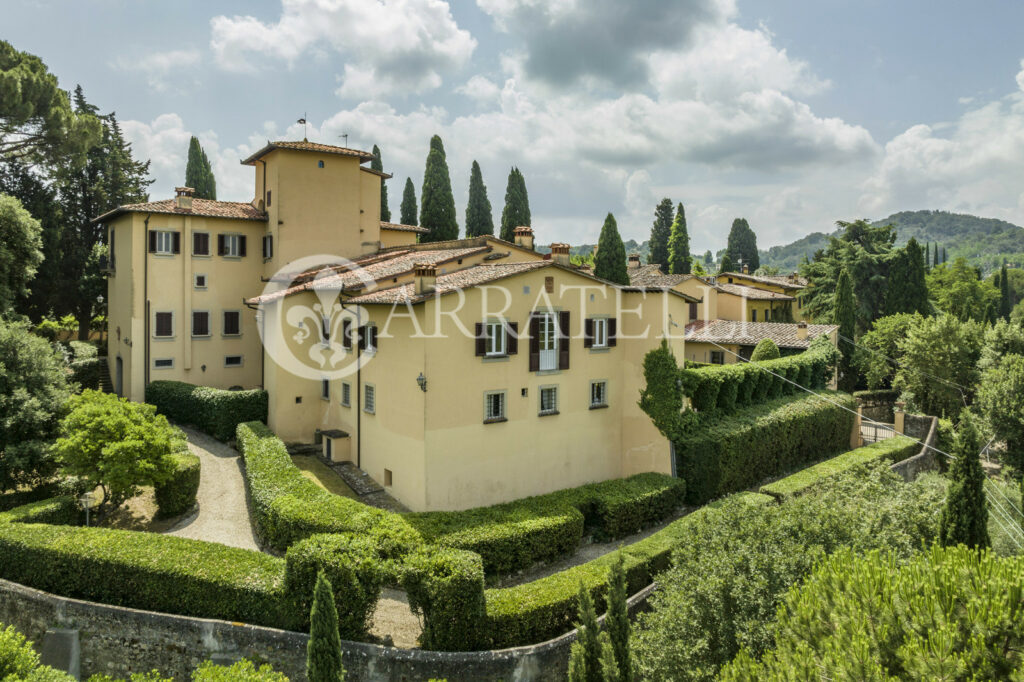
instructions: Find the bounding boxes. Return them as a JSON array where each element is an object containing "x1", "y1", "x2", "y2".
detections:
[{"x1": 98, "y1": 359, "x2": 114, "y2": 393}]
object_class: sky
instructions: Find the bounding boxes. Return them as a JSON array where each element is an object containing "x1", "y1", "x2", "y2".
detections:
[{"x1": 6, "y1": 0, "x2": 1024, "y2": 251}]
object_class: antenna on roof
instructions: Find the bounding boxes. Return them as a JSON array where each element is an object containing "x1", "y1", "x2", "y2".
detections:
[
  {"x1": 297, "y1": 113, "x2": 308, "y2": 141},
  {"x1": 339, "y1": 133, "x2": 349, "y2": 147}
]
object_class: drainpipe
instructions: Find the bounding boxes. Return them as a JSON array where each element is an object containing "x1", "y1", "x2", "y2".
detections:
[{"x1": 143, "y1": 213, "x2": 151, "y2": 392}]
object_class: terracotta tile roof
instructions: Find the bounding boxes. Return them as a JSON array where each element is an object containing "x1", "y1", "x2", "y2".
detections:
[
  {"x1": 380, "y1": 221, "x2": 429, "y2": 234},
  {"x1": 716, "y1": 283, "x2": 795, "y2": 301},
  {"x1": 720, "y1": 272, "x2": 807, "y2": 289},
  {"x1": 92, "y1": 198, "x2": 267, "y2": 224},
  {"x1": 345, "y1": 262, "x2": 552, "y2": 304},
  {"x1": 240, "y1": 140, "x2": 374, "y2": 165},
  {"x1": 684, "y1": 319, "x2": 837, "y2": 349}
]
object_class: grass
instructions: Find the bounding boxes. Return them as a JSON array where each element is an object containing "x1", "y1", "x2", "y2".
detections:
[
  {"x1": 291, "y1": 455, "x2": 360, "y2": 499},
  {"x1": 98, "y1": 487, "x2": 181, "y2": 533}
]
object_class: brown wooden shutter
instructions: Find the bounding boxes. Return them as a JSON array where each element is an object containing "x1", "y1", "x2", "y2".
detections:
[
  {"x1": 608, "y1": 318, "x2": 617, "y2": 347},
  {"x1": 369, "y1": 325, "x2": 378, "y2": 350},
  {"x1": 148, "y1": 230, "x2": 157, "y2": 253},
  {"x1": 342, "y1": 319, "x2": 352, "y2": 350},
  {"x1": 357, "y1": 325, "x2": 366, "y2": 351},
  {"x1": 507, "y1": 322, "x2": 518, "y2": 355},
  {"x1": 172, "y1": 231, "x2": 181, "y2": 254},
  {"x1": 475, "y1": 322, "x2": 486, "y2": 356},
  {"x1": 217, "y1": 234, "x2": 226, "y2": 256},
  {"x1": 528, "y1": 314, "x2": 540, "y2": 372},
  {"x1": 239, "y1": 235, "x2": 247, "y2": 257},
  {"x1": 583, "y1": 318, "x2": 594, "y2": 348},
  {"x1": 689, "y1": 302, "x2": 698, "y2": 322},
  {"x1": 558, "y1": 310, "x2": 570, "y2": 370}
]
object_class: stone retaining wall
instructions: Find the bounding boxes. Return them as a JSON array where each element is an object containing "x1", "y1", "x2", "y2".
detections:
[
  {"x1": 0, "y1": 578, "x2": 655, "y2": 682},
  {"x1": 891, "y1": 415, "x2": 939, "y2": 482}
]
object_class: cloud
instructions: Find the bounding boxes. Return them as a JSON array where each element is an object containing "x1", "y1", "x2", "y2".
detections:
[
  {"x1": 113, "y1": 49, "x2": 201, "y2": 92},
  {"x1": 1017, "y1": 58, "x2": 1024, "y2": 92},
  {"x1": 210, "y1": 0, "x2": 476, "y2": 95},
  {"x1": 455, "y1": 75, "x2": 501, "y2": 103}
]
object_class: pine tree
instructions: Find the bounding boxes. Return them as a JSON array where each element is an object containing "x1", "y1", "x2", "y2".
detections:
[
  {"x1": 940, "y1": 413, "x2": 990, "y2": 549},
  {"x1": 834, "y1": 267, "x2": 857, "y2": 392},
  {"x1": 371, "y1": 144, "x2": 390, "y2": 222},
  {"x1": 886, "y1": 237, "x2": 929, "y2": 315},
  {"x1": 726, "y1": 218, "x2": 759, "y2": 271},
  {"x1": 400, "y1": 177, "x2": 417, "y2": 226},
  {"x1": 568, "y1": 583, "x2": 604, "y2": 682},
  {"x1": 594, "y1": 213, "x2": 629, "y2": 285},
  {"x1": 648, "y1": 198, "x2": 673, "y2": 272},
  {"x1": 307, "y1": 572, "x2": 346, "y2": 682},
  {"x1": 465, "y1": 160, "x2": 494, "y2": 237},
  {"x1": 1000, "y1": 261, "x2": 1012, "y2": 320},
  {"x1": 719, "y1": 253, "x2": 733, "y2": 274},
  {"x1": 184, "y1": 136, "x2": 216, "y2": 200},
  {"x1": 598, "y1": 632, "x2": 619, "y2": 682},
  {"x1": 419, "y1": 135, "x2": 458, "y2": 242},
  {"x1": 666, "y1": 203, "x2": 690, "y2": 275},
  {"x1": 500, "y1": 167, "x2": 531, "y2": 242},
  {"x1": 605, "y1": 552, "x2": 631, "y2": 682}
]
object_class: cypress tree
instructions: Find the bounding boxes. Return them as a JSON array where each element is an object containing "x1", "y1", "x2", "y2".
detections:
[
  {"x1": 939, "y1": 413, "x2": 990, "y2": 549},
  {"x1": 307, "y1": 572, "x2": 346, "y2": 682},
  {"x1": 719, "y1": 253, "x2": 733, "y2": 274},
  {"x1": 568, "y1": 582, "x2": 603, "y2": 682},
  {"x1": 419, "y1": 135, "x2": 458, "y2": 242},
  {"x1": 726, "y1": 218, "x2": 759, "y2": 271},
  {"x1": 886, "y1": 237, "x2": 929, "y2": 315},
  {"x1": 834, "y1": 267, "x2": 857, "y2": 392},
  {"x1": 605, "y1": 552, "x2": 631, "y2": 682},
  {"x1": 666, "y1": 203, "x2": 691, "y2": 275},
  {"x1": 371, "y1": 145, "x2": 390, "y2": 222},
  {"x1": 942, "y1": 246, "x2": 947, "y2": 264},
  {"x1": 400, "y1": 177, "x2": 417, "y2": 226},
  {"x1": 1000, "y1": 261, "x2": 1012, "y2": 320},
  {"x1": 704, "y1": 250, "x2": 713, "y2": 265},
  {"x1": 926, "y1": 242, "x2": 932, "y2": 270},
  {"x1": 649, "y1": 198, "x2": 673, "y2": 272},
  {"x1": 500, "y1": 167, "x2": 531, "y2": 242},
  {"x1": 184, "y1": 135, "x2": 216, "y2": 200},
  {"x1": 594, "y1": 213, "x2": 629, "y2": 285},
  {"x1": 465, "y1": 160, "x2": 494, "y2": 237}
]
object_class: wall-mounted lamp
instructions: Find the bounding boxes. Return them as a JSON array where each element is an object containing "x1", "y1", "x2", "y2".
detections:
[{"x1": 416, "y1": 372, "x2": 427, "y2": 392}]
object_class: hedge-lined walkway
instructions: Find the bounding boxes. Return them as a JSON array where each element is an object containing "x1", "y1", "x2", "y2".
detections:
[{"x1": 165, "y1": 427, "x2": 259, "y2": 552}]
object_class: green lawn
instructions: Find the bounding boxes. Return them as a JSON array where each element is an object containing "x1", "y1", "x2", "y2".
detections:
[{"x1": 290, "y1": 455, "x2": 360, "y2": 499}]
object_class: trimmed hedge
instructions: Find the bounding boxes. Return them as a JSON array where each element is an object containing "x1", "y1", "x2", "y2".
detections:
[
  {"x1": 0, "y1": 496, "x2": 79, "y2": 526},
  {"x1": 402, "y1": 546, "x2": 488, "y2": 651},
  {"x1": 484, "y1": 492, "x2": 775, "y2": 648},
  {"x1": 674, "y1": 392, "x2": 856, "y2": 505},
  {"x1": 154, "y1": 450, "x2": 201, "y2": 518},
  {"x1": 759, "y1": 435, "x2": 920, "y2": 499},
  {"x1": 853, "y1": 388, "x2": 901, "y2": 403},
  {"x1": 147, "y1": 381, "x2": 268, "y2": 441}
]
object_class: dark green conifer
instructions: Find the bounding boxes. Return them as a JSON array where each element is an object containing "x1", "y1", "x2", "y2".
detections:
[
  {"x1": 605, "y1": 552, "x2": 631, "y2": 682},
  {"x1": 419, "y1": 135, "x2": 458, "y2": 242},
  {"x1": 465, "y1": 160, "x2": 494, "y2": 237},
  {"x1": 834, "y1": 267, "x2": 857, "y2": 392},
  {"x1": 666, "y1": 203, "x2": 690, "y2": 275},
  {"x1": 400, "y1": 177, "x2": 417, "y2": 226},
  {"x1": 307, "y1": 572, "x2": 345, "y2": 682},
  {"x1": 719, "y1": 253, "x2": 733, "y2": 274},
  {"x1": 185, "y1": 135, "x2": 216, "y2": 200},
  {"x1": 886, "y1": 237, "x2": 929, "y2": 315},
  {"x1": 499, "y1": 167, "x2": 531, "y2": 242},
  {"x1": 371, "y1": 145, "x2": 390, "y2": 222},
  {"x1": 648, "y1": 198, "x2": 673, "y2": 272},
  {"x1": 939, "y1": 413, "x2": 990, "y2": 549},
  {"x1": 594, "y1": 213, "x2": 629, "y2": 285},
  {"x1": 1000, "y1": 261, "x2": 1012, "y2": 320},
  {"x1": 726, "y1": 218, "x2": 759, "y2": 271},
  {"x1": 568, "y1": 583, "x2": 603, "y2": 682}
]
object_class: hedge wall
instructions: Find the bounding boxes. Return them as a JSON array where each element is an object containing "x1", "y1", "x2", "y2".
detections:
[
  {"x1": 402, "y1": 546, "x2": 488, "y2": 651},
  {"x1": 484, "y1": 492, "x2": 775, "y2": 648},
  {"x1": 674, "y1": 392, "x2": 856, "y2": 505},
  {"x1": 147, "y1": 381, "x2": 268, "y2": 441},
  {"x1": 759, "y1": 435, "x2": 920, "y2": 499},
  {"x1": 154, "y1": 450, "x2": 201, "y2": 518}
]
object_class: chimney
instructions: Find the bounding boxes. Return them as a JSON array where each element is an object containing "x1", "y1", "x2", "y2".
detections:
[
  {"x1": 742, "y1": 263, "x2": 749, "y2": 274},
  {"x1": 627, "y1": 253, "x2": 641, "y2": 269},
  {"x1": 788, "y1": 272, "x2": 798, "y2": 283},
  {"x1": 414, "y1": 263, "x2": 436, "y2": 295},
  {"x1": 513, "y1": 226, "x2": 535, "y2": 251},
  {"x1": 175, "y1": 186, "x2": 195, "y2": 210},
  {"x1": 550, "y1": 242, "x2": 571, "y2": 266},
  {"x1": 796, "y1": 321, "x2": 808, "y2": 340}
]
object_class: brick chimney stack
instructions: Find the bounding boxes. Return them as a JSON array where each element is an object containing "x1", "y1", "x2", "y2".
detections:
[
  {"x1": 175, "y1": 186, "x2": 195, "y2": 210},
  {"x1": 513, "y1": 226, "x2": 534, "y2": 251},
  {"x1": 742, "y1": 263, "x2": 749, "y2": 274},
  {"x1": 550, "y1": 243, "x2": 571, "y2": 266},
  {"x1": 414, "y1": 263, "x2": 436, "y2": 295},
  {"x1": 627, "y1": 253, "x2": 641, "y2": 269}
]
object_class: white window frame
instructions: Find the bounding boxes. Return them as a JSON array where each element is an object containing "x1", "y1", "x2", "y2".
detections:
[
  {"x1": 539, "y1": 385, "x2": 559, "y2": 416},
  {"x1": 321, "y1": 378, "x2": 330, "y2": 401},
  {"x1": 194, "y1": 273, "x2": 207, "y2": 289},
  {"x1": 222, "y1": 234, "x2": 242, "y2": 258},
  {"x1": 222, "y1": 310, "x2": 241, "y2": 337},
  {"x1": 224, "y1": 355, "x2": 244, "y2": 368},
  {"x1": 538, "y1": 313, "x2": 558, "y2": 371},
  {"x1": 191, "y1": 310, "x2": 211, "y2": 338},
  {"x1": 590, "y1": 380, "x2": 608, "y2": 408},
  {"x1": 364, "y1": 324, "x2": 377, "y2": 354},
  {"x1": 341, "y1": 382, "x2": 351, "y2": 407},
  {"x1": 154, "y1": 230, "x2": 175, "y2": 255},
  {"x1": 484, "y1": 390, "x2": 507, "y2": 423},
  {"x1": 592, "y1": 318, "x2": 609, "y2": 348},
  {"x1": 485, "y1": 321, "x2": 506, "y2": 356},
  {"x1": 153, "y1": 358, "x2": 174, "y2": 369},
  {"x1": 153, "y1": 311, "x2": 174, "y2": 339},
  {"x1": 364, "y1": 384, "x2": 376, "y2": 414}
]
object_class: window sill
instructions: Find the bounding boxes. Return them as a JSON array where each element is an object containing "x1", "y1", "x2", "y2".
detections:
[
  {"x1": 483, "y1": 417, "x2": 508, "y2": 424},
  {"x1": 341, "y1": 403, "x2": 351, "y2": 408},
  {"x1": 222, "y1": 333, "x2": 242, "y2": 339},
  {"x1": 152, "y1": 336, "x2": 175, "y2": 341},
  {"x1": 363, "y1": 410, "x2": 375, "y2": 415},
  {"x1": 483, "y1": 354, "x2": 510, "y2": 363},
  {"x1": 588, "y1": 346, "x2": 610, "y2": 353},
  {"x1": 589, "y1": 403, "x2": 609, "y2": 410},
  {"x1": 538, "y1": 410, "x2": 560, "y2": 417},
  {"x1": 220, "y1": 255, "x2": 242, "y2": 260},
  {"x1": 191, "y1": 335, "x2": 211, "y2": 340},
  {"x1": 191, "y1": 254, "x2": 211, "y2": 259},
  {"x1": 153, "y1": 253, "x2": 176, "y2": 258},
  {"x1": 536, "y1": 369, "x2": 561, "y2": 376}
]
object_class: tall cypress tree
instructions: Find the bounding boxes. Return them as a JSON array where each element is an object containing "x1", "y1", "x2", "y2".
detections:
[
  {"x1": 400, "y1": 177, "x2": 417, "y2": 226},
  {"x1": 666, "y1": 202, "x2": 690, "y2": 275},
  {"x1": 1000, "y1": 261, "x2": 1012, "y2": 320},
  {"x1": 500, "y1": 167, "x2": 531, "y2": 242},
  {"x1": 942, "y1": 246, "x2": 947, "y2": 264},
  {"x1": 834, "y1": 267, "x2": 857, "y2": 392},
  {"x1": 594, "y1": 213, "x2": 629, "y2": 285},
  {"x1": 725, "y1": 218, "x2": 760, "y2": 271},
  {"x1": 886, "y1": 237, "x2": 929, "y2": 315},
  {"x1": 465, "y1": 160, "x2": 494, "y2": 237},
  {"x1": 940, "y1": 413, "x2": 990, "y2": 549},
  {"x1": 306, "y1": 572, "x2": 346, "y2": 682},
  {"x1": 649, "y1": 198, "x2": 673, "y2": 272},
  {"x1": 568, "y1": 582, "x2": 603, "y2": 682},
  {"x1": 606, "y1": 552, "x2": 631, "y2": 682},
  {"x1": 184, "y1": 135, "x2": 216, "y2": 200},
  {"x1": 419, "y1": 135, "x2": 458, "y2": 242},
  {"x1": 371, "y1": 144, "x2": 390, "y2": 222}
]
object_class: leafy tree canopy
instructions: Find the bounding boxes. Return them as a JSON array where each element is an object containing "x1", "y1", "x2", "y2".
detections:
[
  {"x1": 750, "y1": 338, "x2": 780, "y2": 362},
  {"x1": 977, "y1": 353, "x2": 1024, "y2": 471},
  {"x1": 726, "y1": 218, "x2": 759, "y2": 271},
  {"x1": 667, "y1": 203, "x2": 690, "y2": 275},
  {"x1": 927, "y1": 257, "x2": 1000, "y2": 323},
  {"x1": 0, "y1": 193, "x2": 43, "y2": 313},
  {"x1": 894, "y1": 314, "x2": 983, "y2": 418},
  {"x1": 853, "y1": 313, "x2": 923, "y2": 389}
]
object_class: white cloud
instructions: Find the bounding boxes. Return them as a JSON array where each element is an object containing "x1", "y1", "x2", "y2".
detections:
[
  {"x1": 114, "y1": 49, "x2": 201, "y2": 92},
  {"x1": 210, "y1": 0, "x2": 476, "y2": 95},
  {"x1": 1017, "y1": 59, "x2": 1024, "y2": 92},
  {"x1": 455, "y1": 75, "x2": 501, "y2": 103}
]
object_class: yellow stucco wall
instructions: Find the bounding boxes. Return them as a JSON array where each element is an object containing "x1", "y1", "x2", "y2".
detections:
[
  {"x1": 720, "y1": 273, "x2": 809, "y2": 320},
  {"x1": 379, "y1": 229, "x2": 419, "y2": 249}
]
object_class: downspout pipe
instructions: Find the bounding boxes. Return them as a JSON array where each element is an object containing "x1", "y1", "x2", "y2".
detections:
[{"x1": 144, "y1": 213, "x2": 151, "y2": 391}]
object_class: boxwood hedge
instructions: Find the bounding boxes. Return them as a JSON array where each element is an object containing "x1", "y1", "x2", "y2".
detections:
[
  {"x1": 402, "y1": 546, "x2": 488, "y2": 651},
  {"x1": 759, "y1": 435, "x2": 920, "y2": 499},
  {"x1": 147, "y1": 380, "x2": 267, "y2": 441},
  {"x1": 675, "y1": 392, "x2": 856, "y2": 505},
  {"x1": 154, "y1": 450, "x2": 201, "y2": 518}
]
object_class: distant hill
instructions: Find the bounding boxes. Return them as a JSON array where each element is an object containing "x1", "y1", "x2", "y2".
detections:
[{"x1": 760, "y1": 210, "x2": 1024, "y2": 273}]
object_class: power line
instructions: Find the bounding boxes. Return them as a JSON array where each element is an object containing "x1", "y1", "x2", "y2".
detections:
[{"x1": 837, "y1": 332, "x2": 971, "y2": 403}]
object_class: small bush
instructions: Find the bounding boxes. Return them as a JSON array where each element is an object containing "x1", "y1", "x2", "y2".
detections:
[
  {"x1": 147, "y1": 380, "x2": 267, "y2": 441},
  {"x1": 750, "y1": 338, "x2": 780, "y2": 362},
  {"x1": 191, "y1": 660, "x2": 289, "y2": 681},
  {"x1": 70, "y1": 358, "x2": 103, "y2": 390},
  {"x1": 402, "y1": 546, "x2": 487, "y2": 651},
  {"x1": 154, "y1": 450, "x2": 201, "y2": 518}
]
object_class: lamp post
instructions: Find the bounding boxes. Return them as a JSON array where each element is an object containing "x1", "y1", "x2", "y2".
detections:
[{"x1": 78, "y1": 491, "x2": 94, "y2": 527}]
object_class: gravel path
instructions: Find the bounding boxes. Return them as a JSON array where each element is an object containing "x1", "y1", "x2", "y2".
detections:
[{"x1": 165, "y1": 427, "x2": 260, "y2": 552}]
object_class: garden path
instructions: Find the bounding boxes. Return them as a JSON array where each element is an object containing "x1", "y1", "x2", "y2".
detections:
[{"x1": 164, "y1": 427, "x2": 260, "y2": 552}]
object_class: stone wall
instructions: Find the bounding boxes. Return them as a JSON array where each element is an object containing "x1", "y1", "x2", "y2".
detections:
[
  {"x1": 0, "y1": 578, "x2": 655, "y2": 682},
  {"x1": 891, "y1": 415, "x2": 939, "y2": 482}
]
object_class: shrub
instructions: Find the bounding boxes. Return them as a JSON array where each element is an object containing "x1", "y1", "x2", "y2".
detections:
[
  {"x1": 70, "y1": 357, "x2": 103, "y2": 390},
  {"x1": 0, "y1": 496, "x2": 79, "y2": 526},
  {"x1": 67, "y1": 340, "x2": 98, "y2": 360},
  {"x1": 154, "y1": 450, "x2": 201, "y2": 518},
  {"x1": 285, "y1": 534, "x2": 386, "y2": 640},
  {"x1": 402, "y1": 546, "x2": 487, "y2": 651},
  {"x1": 191, "y1": 660, "x2": 289, "y2": 682},
  {"x1": 759, "y1": 435, "x2": 919, "y2": 499},
  {"x1": 0, "y1": 622, "x2": 51, "y2": 680},
  {"x1": 749, "y1": 338, "x2": 780, "y2": 362},
  {"x1": 306, "y1": 572, "x2": 345, "y2": 682},
  {"x1": 720, "y1": 545, "x2": 1024, "y2": 681},
  {"x1": 147, "y1": 380, "x2": 268, "y2": 441},
  {"x1": 675, "y1": 392, "x2": 856, "y2": 505}
]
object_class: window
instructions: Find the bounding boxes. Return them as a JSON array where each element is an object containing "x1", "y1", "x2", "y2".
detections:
[
  {"x1": 476, "y1": 321, "x2": 517, "y2": 358},
  {"x1": 485, "y1": 322, "x2": 506, "y2": 356},
  {"x1": 193, "y1": 232, "x2": 210, "y2": 256},
  {"x1": 218, "y1": 234, "x2": 246, "y2": 258},
  {"x1": 267, "y1": 190, "x2": 272, "y2": 207},
  {"x1": 225, "y1": 355, "x2": 243, "y2": 367},
  {"x1": 765, "y1": 309, "x2": 771, "y2": 321},
  {"x1": 710, "y1": 351, "x2": 725, "y2": 365},
  {"x1": 751, "y1": 309, "x2": 758, "y2": 322},
  {"x1": 539, "y1": 386, "x2": 559, "y2": 415},
  {"x1": 262, "y1": 234, "x2": 273, "y2": 259},
  {"x1": 590, "y1": 380, "x2": 608, "y2": 408},
  {"x1": 592, "y1": 318, "x2": 608, "y2": 348},
  {"x1": 341, "y1": 382, "x2": 351, "y2": 407},
  {"x1": 318, "y1": 160, "x2": 325, "y2": 168},
  {"x1": 689, "y1": 302, "x2": 698, "y2": 321},
  {"x1": 108, "y1": 228, "x2": 116, "y2": 270},
  {"x1": 154, "y1": 312, "x2": 173, "y2": 338},
  {"x1": 539, "y1": 314, "x2": 557, "y2": 369},
  {"x1": 364, "y1": 384, "x2": 376, "y2": 414},
  {"x1": 321, "y1": 316, "x2": 330, "y2": 346},
  {"x1": 149, "y1": 230, "x2": 179, "y2": 255},
  {"x1": 321, "y1": 379, "x2": 330, "y2": 400},
  {"x1": 361, "y1": 325, "x2": 378, "y2": 353},
  {"x1": 192, "y1": 311, "x2": 210, "y2": 337},
  {"x1": 484, "y1": 391, "x2": 507, "y2": 423},
  {"x1": 194, "y1": 274, "x2": 207, "y2": 289},
  {"x1": 154, "y1": 358, "x2": 174, "y2": 369},
  {"x1": 223, "y1": 311, "x2": 241, "y2": 336}
]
